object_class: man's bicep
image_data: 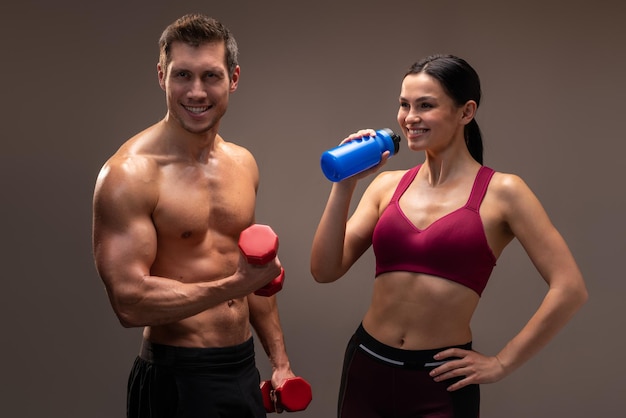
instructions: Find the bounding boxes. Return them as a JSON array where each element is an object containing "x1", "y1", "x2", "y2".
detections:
[
  {"x1": 93, "y1": 210, "x2": 160, "y2": 326},
  {"x1": 92, "y1": 170, "x2": 158, "y2": 295},
  {"x1": 94, "y1": 216, "x2": 157, "y2": 280}
]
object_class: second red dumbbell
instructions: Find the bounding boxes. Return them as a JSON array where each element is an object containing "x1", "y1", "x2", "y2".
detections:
[
  {"x1": 260, "y1": 377, "x2": 313, "y2": 413},
  {"x1": 238, "y1": 224, "x2": 285, "y2": 297}
]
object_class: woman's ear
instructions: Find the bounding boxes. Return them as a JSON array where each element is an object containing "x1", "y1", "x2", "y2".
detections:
[{"x1": 461, "y1": 100, "x2": 477, "y2": 125}]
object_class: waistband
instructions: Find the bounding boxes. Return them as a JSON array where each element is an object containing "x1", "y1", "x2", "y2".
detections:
[
  {"x1": 354, "y1": 323, "x2": 472, "y2": 369},
  {"x1": 139, "y1": 337, "x2": 256, "y2": 370}
]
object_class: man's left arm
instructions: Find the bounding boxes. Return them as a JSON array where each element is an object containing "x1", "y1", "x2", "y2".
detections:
[{"x1": 248, "y1": 294, "x2": 295, "y2": 387}]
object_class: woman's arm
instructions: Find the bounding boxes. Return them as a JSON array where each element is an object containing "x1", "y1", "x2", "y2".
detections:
[
  {"x1": 431, "y1": 173, "x2": 588, "y2": 390},
  {"x1": 310, "y1": 130, "x2": 395, "y2": 283},
  {"x1": 489, "y1": 173, "x2": 588, "y2": 373}
]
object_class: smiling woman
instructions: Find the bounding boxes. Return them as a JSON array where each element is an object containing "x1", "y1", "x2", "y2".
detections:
[{"x1": 310, "y1": 54, "x2": 588, "y2": 418}]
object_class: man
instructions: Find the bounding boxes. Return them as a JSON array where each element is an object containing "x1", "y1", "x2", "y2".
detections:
[{"x1": 92, "y1": 13, "x2": 296, "y2": 417}]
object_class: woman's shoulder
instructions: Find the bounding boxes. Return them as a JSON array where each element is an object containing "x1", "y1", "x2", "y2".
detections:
[
  {"x1": 361, "y1": 168, "x2": 413, "y2": 207},
  {"x1": 486, "y1": 168, "x2": 537, "y2": 204},
  {"x1": 371, "y1": 168, "x2": 412, "y2": 189}
]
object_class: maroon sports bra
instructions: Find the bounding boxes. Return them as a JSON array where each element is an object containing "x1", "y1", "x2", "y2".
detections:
[{"x1": 372, "y1": 165, "x2": 497, "y2": 296}]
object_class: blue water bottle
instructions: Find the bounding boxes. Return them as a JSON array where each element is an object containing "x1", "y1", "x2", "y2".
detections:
[{"x1": 320, "y1": 128, "x2": 401, "y2": 182}]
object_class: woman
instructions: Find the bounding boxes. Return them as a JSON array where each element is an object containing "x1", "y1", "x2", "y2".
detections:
[{"x1": 310, "y1": 54, "x2": 588, "y2": 418}]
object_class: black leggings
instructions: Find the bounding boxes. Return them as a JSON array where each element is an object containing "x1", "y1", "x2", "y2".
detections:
[
  {"x1": 338, "y1": 324, "x2": 480, "y2": 418},
  {"x1": 127, "y1": 338, "x2": 265, "y2": 418}
]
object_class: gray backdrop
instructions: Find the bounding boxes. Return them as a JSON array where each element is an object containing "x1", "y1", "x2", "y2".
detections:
[{"x1": 2, "y1": 0, "x2": 624, "y2": 416}]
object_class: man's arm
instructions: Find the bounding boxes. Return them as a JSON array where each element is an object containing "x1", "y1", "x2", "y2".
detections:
[
  {"x1": 248, "y1": 293, "x2": 295, "y2": 387},
  {"x1": 92, "y1": 158, "x2": 279, "y2": 327}
]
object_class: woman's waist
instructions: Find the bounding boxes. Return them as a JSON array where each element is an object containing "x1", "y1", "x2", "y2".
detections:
[
  {"x1": 351, "y1": 322, "x2": 472, "y2": 369},
  {"x1": 362, "y1": 303, "x2": 474, "y2": 350}
]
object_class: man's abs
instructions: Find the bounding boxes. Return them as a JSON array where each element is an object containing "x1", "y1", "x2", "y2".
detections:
[{"x1": 144, "y1": 297, "x2": 252, "y2": 348}]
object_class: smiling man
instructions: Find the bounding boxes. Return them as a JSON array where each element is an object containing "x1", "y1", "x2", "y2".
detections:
[{"x1": 92, "y1": 14, "x2": 297, "y2": 418}]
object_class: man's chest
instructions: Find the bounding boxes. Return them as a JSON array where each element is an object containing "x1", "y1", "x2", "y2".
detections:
[{"x1": 152, "y1": 170, "x2": 256, "y2": 240}]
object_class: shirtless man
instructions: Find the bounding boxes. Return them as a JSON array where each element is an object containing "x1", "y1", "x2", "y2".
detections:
[{"x1": 92, "y1": 14, "x2": 295, "y2": 417}]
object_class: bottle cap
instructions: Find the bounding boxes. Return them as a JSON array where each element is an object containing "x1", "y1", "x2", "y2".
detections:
[{"x1": 379, "y1": 128, "x2": 401, "y2": 154}]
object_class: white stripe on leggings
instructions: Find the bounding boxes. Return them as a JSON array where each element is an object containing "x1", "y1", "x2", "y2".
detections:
[
  {"x1": 423, "y1": 361, "x2": 448, "y2": 367},
  {"x1": 358, "y1": 344, "x2": 405, "y2": 366},
  {"x1": 358, "y1": 344, "x2": 450, "y2": 368}
]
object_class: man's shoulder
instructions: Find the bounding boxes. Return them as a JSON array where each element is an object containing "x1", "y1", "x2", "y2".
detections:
[
  {"x1": 218, "y1": 137, "x2": 257, "y2": 167},
  {"x1": 218, "y1": 136, "x2": 251, "y2": 154},
  {"x1": 93, "y1": 150, "x2": 160, "y2": 215},
  {"x1": 104, "y1": 143, "x2": 160, "y2": 177},
  {"x1": 103, "y1": 123, "x2": 167, "y2": 173},
  {"x1": 95, "y1": 142, "x2": 161, "y2": 203}
]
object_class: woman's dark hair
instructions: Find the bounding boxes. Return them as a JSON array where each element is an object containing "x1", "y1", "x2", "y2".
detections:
[{"x1": 405, "y1": 54, "x2": 483, "y2": 164}]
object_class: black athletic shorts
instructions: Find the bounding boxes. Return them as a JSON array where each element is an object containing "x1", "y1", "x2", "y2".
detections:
[{"x1": 127, "y1": 337, "x2": 265, "y2": 418}]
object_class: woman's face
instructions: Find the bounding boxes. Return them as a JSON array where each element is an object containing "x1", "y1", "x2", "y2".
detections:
[{"x1": 397, "y1": 73, "x2": 466, "y2": 153}]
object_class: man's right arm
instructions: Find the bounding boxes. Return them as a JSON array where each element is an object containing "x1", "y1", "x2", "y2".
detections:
[{"x1": 91, "y1": 158, "x2": 276, "y2": 327}]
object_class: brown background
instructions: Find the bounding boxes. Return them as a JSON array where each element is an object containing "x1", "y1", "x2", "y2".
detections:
[{"x1": 2, "y1": 0, "x2": 624, "y2": 416}]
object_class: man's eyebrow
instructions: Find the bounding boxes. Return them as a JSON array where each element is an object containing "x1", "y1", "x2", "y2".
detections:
[
  {"x1": 203, "y1": 67, "x2": 226, "y2": 75},
  {"x1": 169, "y1": 65, "x2": 188, "y2": 73},
  {"x1": 169, "y1": 66, "x2": 225, "y2": 75}
]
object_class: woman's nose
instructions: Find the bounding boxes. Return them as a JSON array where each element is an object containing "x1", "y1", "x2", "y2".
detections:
[{"x1": 406, "y1": 111, "x2": 421, "y2": 123}]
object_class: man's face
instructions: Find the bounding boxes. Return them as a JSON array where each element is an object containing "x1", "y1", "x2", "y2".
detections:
[{"x1": 158, "y1": 41, "x2": 239, "y2": 135}]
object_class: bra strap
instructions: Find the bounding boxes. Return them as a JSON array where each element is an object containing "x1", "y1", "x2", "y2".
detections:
[
  {"x1": 390, "y1": 165, "x2": 421, "y2": 203},
  {"x1": 466, "y1": 166, "x2": 495, "y2": 211}
]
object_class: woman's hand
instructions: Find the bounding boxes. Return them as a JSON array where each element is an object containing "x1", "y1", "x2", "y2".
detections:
[
  {"x1": 337, "y1": 129, "x2": 391, "y2": 182},
  {"x1": 429, "y1": 347, "x2": 507, "y2": 391},
  {"x1": 342, "y1": 129, "x2": 378, "y2": 143}
]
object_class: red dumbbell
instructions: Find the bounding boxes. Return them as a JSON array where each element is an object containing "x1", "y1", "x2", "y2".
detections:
[
  {"x1": 238, "y1": 224, "x2": 285, "y2": 297},
  {"x1": 260, "y1": 377, "x2": 313, "y2": 413}
]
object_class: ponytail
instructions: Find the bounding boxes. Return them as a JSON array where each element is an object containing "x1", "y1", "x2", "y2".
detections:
[{"x1": 465, "y1": 118, "x2": 483, "y2": 165}]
